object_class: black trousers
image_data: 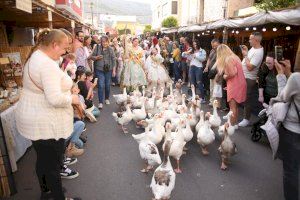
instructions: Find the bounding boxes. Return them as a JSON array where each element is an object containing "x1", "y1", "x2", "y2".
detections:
[
  {"x1": 278, "y1": 126, "x2": 300, "y2": 200},
  {"x1": 32, "y1": 138, "x2": 65, "y2": 200}
]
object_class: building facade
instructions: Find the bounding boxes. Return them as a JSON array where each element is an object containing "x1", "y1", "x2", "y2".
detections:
[{"x1": 152, "y1": 0, "x2": 255, "y2": 29}]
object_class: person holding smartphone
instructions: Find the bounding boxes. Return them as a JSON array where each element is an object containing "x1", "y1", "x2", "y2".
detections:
[
  {"x1": 273, "y1": 59, "x2": 300, "y2": 200},
  {"x1": 238, "y1": 32, "x2": 264, "y2": 127},
  {"x1": 91, "y1": 35, "x2": 116, "y2": 109},
  {"x1": 257, "y1": 52, "x2": 278, "y2": 104}
]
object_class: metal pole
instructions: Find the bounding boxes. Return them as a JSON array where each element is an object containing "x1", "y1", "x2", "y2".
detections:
[
  {"x1": 90, "y1": 2, "x2": 94, "y2": 27},
  {"x1": 222, "y1": 27, "x2": 228, "y2": 44},
  {"x1": 222, "y1": 0, "x2": 228, "y2": 44}
]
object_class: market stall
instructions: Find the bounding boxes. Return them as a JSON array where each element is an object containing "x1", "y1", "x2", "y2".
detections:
[{"x1": 0, "y1": 0, "x2": 92, "y2": 197}]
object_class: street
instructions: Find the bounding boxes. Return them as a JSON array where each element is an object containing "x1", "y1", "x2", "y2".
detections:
[{"x1": 9, "y1": 87, "x2": 283, "y2": 200}]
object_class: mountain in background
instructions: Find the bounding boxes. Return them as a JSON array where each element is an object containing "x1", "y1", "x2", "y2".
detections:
[{"x1": 84, "y1": 0, "x2": 152, "y2": 24}]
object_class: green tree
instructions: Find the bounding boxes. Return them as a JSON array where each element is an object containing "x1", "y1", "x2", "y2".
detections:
[
  {"x1": 118, "y1": 29, "x2": 131, "y2": 35},
  {"x1": 161, "y1": 16, "x2": 178, "y2": 28},
  {"x1": 255, "y1": 0, "x2": 296, "y2": 10},
  {"x1": 143, "y1": 25, "x2": 152, "y2": 34}
]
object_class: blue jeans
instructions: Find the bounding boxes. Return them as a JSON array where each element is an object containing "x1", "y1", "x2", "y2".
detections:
[
  {"x1": 95, "y1": 69, "x2": 112, "y2": 104},
  {"x1": 173, "y1": 61, "x2": 181, "y2": 82},
  {"x1": 67, "y1": 120, "x2": 85, "y2": 149},
  {"x1": 190, "y1": 65, "x2": 205, "y2": 99},
  {"x1": 278, "y1": 126, "x2": 300, "y2": 200}
]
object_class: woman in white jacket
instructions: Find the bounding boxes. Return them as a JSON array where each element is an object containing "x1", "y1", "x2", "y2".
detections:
[
  {"x1": 274, "y1": 59, "x2": 300, "y2": 200},
  {"x1": 16, "y1": 29, "x2": 80, "y2": 200}
]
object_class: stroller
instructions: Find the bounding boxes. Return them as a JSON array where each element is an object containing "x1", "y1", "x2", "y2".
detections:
[{"x1": 251, "y1": 108, "x2": 268, "y2": 142}]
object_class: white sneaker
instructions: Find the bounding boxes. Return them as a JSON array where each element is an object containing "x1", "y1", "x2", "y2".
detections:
[
  {"x1": 105, "y1": 100, "x2": 110, "y2": 105},
  {"x1": 85, "y1": 110, "x2": 97, "y2": 122},
  {"x1": 238, "y1": 119, "x2": 250, "y2": 127},
  {"x1": 98, "y1": 103, "x2": 103, "y2": 109}
]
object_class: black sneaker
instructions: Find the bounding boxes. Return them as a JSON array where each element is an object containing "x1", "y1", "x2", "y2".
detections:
[
  {"x1": 63, "y1": 157, "x2": 77, "y2": 166},
  {"x1": 79, "y1": 135, "x2": 87, "y2": 143},
  {"x1": 60, "y1": 165, "x2": 79, "y2": 179},
  {"x1": 40, "y1": 191, "x2": 52, "y2": 200}
]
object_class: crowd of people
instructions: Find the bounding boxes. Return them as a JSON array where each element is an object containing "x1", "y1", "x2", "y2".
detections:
[{"x1": 14, "y1": 27, "x2": 299, "y2": 200}]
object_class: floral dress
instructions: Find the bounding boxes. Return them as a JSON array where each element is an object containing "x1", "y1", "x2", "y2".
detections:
[{"x1": 121, "y1": 46, "x2": 147, "y2": 89}]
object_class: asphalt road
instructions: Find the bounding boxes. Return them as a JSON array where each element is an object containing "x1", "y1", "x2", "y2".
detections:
[{"x1": 8, "y1": 87, "x2": 284, "y2": 200}]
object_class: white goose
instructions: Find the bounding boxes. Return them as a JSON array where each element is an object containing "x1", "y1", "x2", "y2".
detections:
[
  {"x1": 163, "y1": 122, "x2": 186, "y2": 173},
  {"x1": 113, "y1": 87, "x2": 128, "y2": 105},
  {"x1": 183, "y1": 114, "x2": 194, "y2": 143},
  {"x1": 218, "y1": 111, "x2": 235, "y2": 136},
  {"x1": 209, "y1": 100, "x2": 221, "y2": 128},
  {"x1": 188, "y1": 105, "x2": 198, "y2": 128},
  {"x1": 177, "y1": 94, "x2": 187, "y2": 113},
  {"x1": 132, "y1": 127, "x2": 162, "y2": 173},
  {"x1": 190, "y1": 84, "x2": 196, "y2": 103},
  {"x1": 195, "y1": 111, "x2": 205, "y2": 133},
  {"x1": 133, "y1": 114, "x2": 164, "y2": 145},
  {"x1": 194, "y1": 96, "x2": 202, "y2": 117},
  {"x1": 218, "y1": 123, "x2": 237, "y2": 170},
  {"x1": 112, "y1": 104, "x2": 133, "y2": 133},
  {"x1": 174, "y1": 80, "x2": 183, "y2": 105},
  {"x1": 197, "y1": 113, "x2": 215, "y2": 155},
  {"x1": 151, "y1": 139, "x2": 176, "y2": 200},
  {"x1": 132, "y1": 97, "x2": 147, "y2": 124}
]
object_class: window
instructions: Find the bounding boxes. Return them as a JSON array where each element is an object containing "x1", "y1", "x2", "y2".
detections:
[
  {"x1": 172, "y1": 1, "x2": 178, "y2": 15},
  {"x1": 162, "y1": 3, "x2": 168, "y2": 17}
]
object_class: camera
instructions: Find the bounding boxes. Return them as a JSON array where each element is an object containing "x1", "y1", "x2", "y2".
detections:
[{"x1": 103, "y1": 64, "x2": 110, "y2": 72}]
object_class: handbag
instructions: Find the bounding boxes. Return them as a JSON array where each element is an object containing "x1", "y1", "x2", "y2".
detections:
[
  {"x1": 213, "y1": 83, "x2": 222, "y2": 98},
  {"x1": 208, "y1": 63, "x2": 218, "y2": 79},
  {"x1": 261, "y1": 96, "x2": 299, "y2": 159},
  {"x1": 85, "y1": 99, "x2": 94, "y2": 109}
]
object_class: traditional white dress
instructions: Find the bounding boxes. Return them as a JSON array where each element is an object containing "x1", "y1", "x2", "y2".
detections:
[
  {"x1": 121, "y1": 46, "x2": 147, "y2": 89},
  {"x1": 145, "y1": 54, "x2": 171, "y2": 90}
]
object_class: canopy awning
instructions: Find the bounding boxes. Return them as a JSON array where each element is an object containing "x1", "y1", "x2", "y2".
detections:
[
  {"x1": 0, "y1": 0, "x2": 91, "y2": 29},
  {"x1": 174, "y1": 6, "x2": 300, "y2": 33}
]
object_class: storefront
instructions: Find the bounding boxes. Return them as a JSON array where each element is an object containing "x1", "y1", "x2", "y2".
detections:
[{"x1": 162, "y1": 6, "x2": 300, "y2": 67}]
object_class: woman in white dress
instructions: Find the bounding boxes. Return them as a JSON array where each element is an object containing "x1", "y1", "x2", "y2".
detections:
[{"x1": 145, "y1": 47, "x2": 171, "y2": 92}]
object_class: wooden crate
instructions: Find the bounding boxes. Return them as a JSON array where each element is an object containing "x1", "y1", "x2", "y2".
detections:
[{"x1": 0, "y1": 46, "x2": 32, "y2": 65}]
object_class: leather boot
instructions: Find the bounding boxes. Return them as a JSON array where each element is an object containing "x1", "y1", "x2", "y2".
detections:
[{"x1": 65, "y1": 143, "x2": 84, "y2": 157}]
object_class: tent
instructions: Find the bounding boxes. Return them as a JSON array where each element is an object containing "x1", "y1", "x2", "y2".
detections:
[{"x1": 161, "y1": 7, "x2": 300, "y2": 34}]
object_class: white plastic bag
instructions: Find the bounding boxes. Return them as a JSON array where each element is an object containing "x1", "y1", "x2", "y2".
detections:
[{"x1": 213, "y1": 83, "x2": 222, "y2": 98}]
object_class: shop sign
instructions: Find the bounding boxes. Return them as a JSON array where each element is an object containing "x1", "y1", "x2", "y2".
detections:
[
  {"x1": 16, "y1": 0, "x2": 32, "y2": 14},
  {"x1": 41, "y1": 0, "x2": 55, "y2": 7}
]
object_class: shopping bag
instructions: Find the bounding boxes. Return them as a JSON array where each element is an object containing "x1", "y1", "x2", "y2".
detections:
[{"x1": 213, "y1": 83, "x2": 222, "y2": 98}]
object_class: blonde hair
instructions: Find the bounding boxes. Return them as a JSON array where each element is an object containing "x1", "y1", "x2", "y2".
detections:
[
  {"x1": 216, "y1": 44, "x2": 238, "y2": 74},
  {"x1": 26, "y1": 29, "x2": 68, "y2": 63}
]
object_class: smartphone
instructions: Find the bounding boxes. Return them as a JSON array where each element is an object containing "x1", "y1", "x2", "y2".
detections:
[
  {"x1": 239, "y1": 45, "x2": 244, "y2": 51},
  {"x1": 94, "y1": 78, "x2": 98, "y2": 83},
  {"x1": 275, "y1": 46, "x2": 283, "y2": 61}
]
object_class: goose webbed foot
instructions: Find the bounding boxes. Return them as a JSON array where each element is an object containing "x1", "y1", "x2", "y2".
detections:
[
  {"x1": 121, "y1": 126, "x2": 128, "y2": 134},
  {"x1": 201, "y1": 147, "x2": 209, "y2": 155},
  {"x1": 221, "y1": 158, "x2": 228, "y2": 170}
]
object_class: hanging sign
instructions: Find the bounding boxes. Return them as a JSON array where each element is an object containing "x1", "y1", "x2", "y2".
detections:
[{"x1": 16, "y1": 0, "x2": 32, "y2": 14}]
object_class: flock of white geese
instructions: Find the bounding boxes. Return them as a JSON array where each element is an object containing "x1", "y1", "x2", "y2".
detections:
[{"x1": 112, "y1": 80, "x2": 237, "y2": 200}]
